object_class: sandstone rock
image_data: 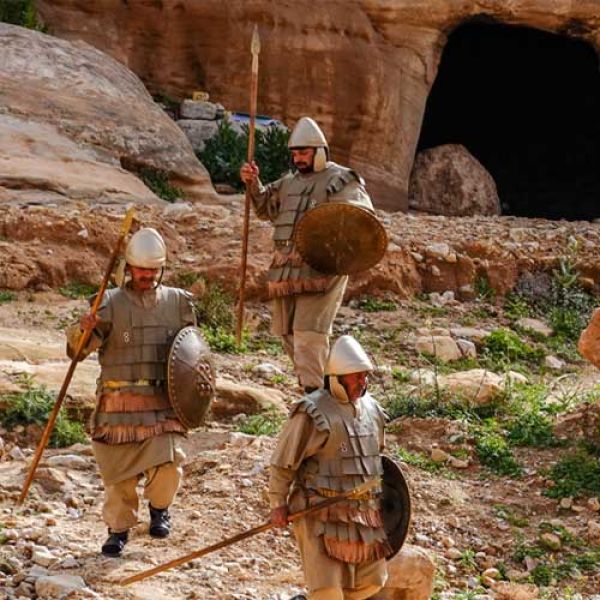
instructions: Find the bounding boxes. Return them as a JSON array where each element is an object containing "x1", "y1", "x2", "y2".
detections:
[
  {"x1": 408, "y1": 369, "x2": 437, "y2": 387},
  {"x1": 31, "y1": 549, "x2": 57, "y2": 568},
  {"x1": 516, "y1": 318, "x2": 552, "y2": 337},
  {"x1": 588, "y1": 497, "x2": 600, "y2": 512},
  {"x1": 437, "y1": 370, "x2": 504, "y2": 405},
  {"x1": 456, "y1": 338, "x2": 477, "y2": 358},
  {"x1": 0, "y1": 23, "x2": 213, "y2": 204},
  {"x1": 503, "y1": 371, "x2": 529, "y2": 386},
  {"x1": 544, "y1": 355, "x2": 565, "y2": 371},
  {"x1": 492, "y1": 581, "x2": 539, "y2": 600},
  {"x1": 415, "y1": 336, "x2": 461, "y2": 362},
  {"x1": 180, "y1": 100, "x2": 221, "y2": 120},
  {"x1": 45, "y1": 455, "x2": 89, "y2": 469},
  {"x1": 539, "y1": 532, "x2": 561, "y2": 551},
  {"x1": 177, "y1": 119, "x2": 219, "y2": 153},
  {"x1": 587, "y1": 520, "x2": 600, "y2": 544},
  {"x1": 372, "y1": 544, "x2": 435, "y2": 600},
  {"x1": 409, "y1": 145, "x2": 500, "y2": 217},
  {"x1": 430, "y1": 448, "x2": 450, "y2": 463},
  {"x1": 212, "y1": 379, "x2": 288, "y2": 419},
  {"x1": 449, "y1": 327, "x2": 490, "y2": 343},
  {"x1": 35, "y1": 574, "x2": 87, "y2": 597}
]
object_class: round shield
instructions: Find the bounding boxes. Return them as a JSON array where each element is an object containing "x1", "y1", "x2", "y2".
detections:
[
  {"x1": 295, "y1": 202, "x2": 388, "y2": 275},
  {"x1": 167, "y1": 326, "x2": 216, "y2": 430},
  {"x1": 381, "y1": 455, "x2": 412, "y2": 559}
]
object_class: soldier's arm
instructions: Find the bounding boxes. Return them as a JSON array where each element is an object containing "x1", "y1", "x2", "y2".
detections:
[
  {"x1": 65, "y1": 294, "x2": 112, "y2": 360},
  {"x1": 179, "y1": 290, "x2": 197, "y2": 327},
  {"x1": 328, "y1": 174, "x2": 374, "y2": 213},
  {"x1": 268, "y1": 412, "x2": 327, "y2": 511},
  {"x1": 241, "y1": 160, "x2": 284, "y2": 222}
]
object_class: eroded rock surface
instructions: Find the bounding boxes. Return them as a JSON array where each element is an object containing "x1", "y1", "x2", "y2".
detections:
[{"x1": 0, "y1": 23, "x2": 214, "y2": 204}]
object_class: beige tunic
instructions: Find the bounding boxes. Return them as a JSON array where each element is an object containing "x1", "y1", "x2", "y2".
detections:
[{"x1": 269, "y1": 392, "x2": 387, "y2": 592}]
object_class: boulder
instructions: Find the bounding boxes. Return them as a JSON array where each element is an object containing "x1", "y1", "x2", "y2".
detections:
[
  {"x1": 35, "y1": 574, "x2": 87, "y2": 597},
  {"x1": 0, "y1": 23, "x2": 213, "y2": 204},
  {"x1": 372, "y1": 544, "x2": 435, "y2": 600},
  {"x1": 516, "y1": 317, "x2": 552, "y2": 337},
  {"x1": 409, "y1": 144, "x2": 501, "y2": 217},
  {"x1": 415, "y1": 336, "x2": 461, "y2": 362},
  {"x1": 212, "y1": 379, "x2": 288, "y2": 419},
  {"x1": 437, "y1": 369, "x2": 504, "y2": 405},
  {"x1": 177, "y1": 119, "x2": 220, "y2": 153}
]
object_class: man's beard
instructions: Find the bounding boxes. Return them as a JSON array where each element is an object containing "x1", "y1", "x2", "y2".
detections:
[{"x1": 295, "y1": 162, "x2": 314, "y2": 174}]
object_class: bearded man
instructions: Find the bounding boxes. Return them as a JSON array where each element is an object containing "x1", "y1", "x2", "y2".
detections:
[
  {"x1": 66, "y1": 228, "x2": 196, "y2": 557},
  {"x1": 240, "y1": 117, "x2": 374, "y2": 393},
  {"x1": 268, "y1": 335, "x2": 390, "y2": 600}
]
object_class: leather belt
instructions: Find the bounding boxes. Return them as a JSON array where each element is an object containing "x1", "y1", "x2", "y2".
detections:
[{"x1": 102, "y1": 379, "x2": 164, "y2": 389}]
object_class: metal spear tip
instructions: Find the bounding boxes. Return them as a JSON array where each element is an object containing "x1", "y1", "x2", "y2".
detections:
[{"x1": 251, "y1": 24, "x2": 261, "y2": 55}]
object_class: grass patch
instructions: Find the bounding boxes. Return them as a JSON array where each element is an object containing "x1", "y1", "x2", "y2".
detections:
[
  {"x1": 473, "y1": 424, "x2": 522, "y2": 477},
  {"x1": 137, "y1": 167, "x2": 183, "y2": 202},
  {"x1": 357, "y1": 296, "x2": 397, "y2": 313},
  {"x1": 492, "y1": 504, "x2": 529, "y2": 528},
  {"x1": 0, "y1": 290, "x2": 16, "y2": 304},
  {"x1": 543, "y1": 447, "x2": 600, "y2": 499},
  {"x1": 0, "y1": 377, "x2": 86, "y2": 448},
  {"x1": 481, "y1": 328, "x2": 544, "y2": 371},
  {"x1": 394, "y1": 447, "x2": 457, "y2": 478},
  {"x1": 475, "y1": 274, "x2": 496, "y2": 302},
  {"x1": 58, "y1": 282, "x2": 99, "y2": 300},
  {"x1": 234, "y1": 410, "x2": 284, "y2": 437}
]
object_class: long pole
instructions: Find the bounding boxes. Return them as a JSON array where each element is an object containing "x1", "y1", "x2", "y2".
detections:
[
  {"x1": 120, "y1": 479, "x2": 377, "y2": 586},
  {"x1": 17, "y1": 207, "x2": 135, "y2": 505},
  {"x1": 235, "y1": 25, "x2": 261, "y2": 345}
]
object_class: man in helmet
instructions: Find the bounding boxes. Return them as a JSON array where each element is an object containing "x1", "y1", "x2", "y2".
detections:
[
  {"x1": 268, "y1": 335, "x2": 389, "y2": 600},
  {"x1": 66, "y1": 228, "x2": 196, "y2": 557},
  {"x1": 240, "y1": 117, "x2": 374, "y2": 394}
]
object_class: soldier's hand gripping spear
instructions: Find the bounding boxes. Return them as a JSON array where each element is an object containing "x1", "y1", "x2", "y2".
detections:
[
  {"x1": 120, "y1": 479, "x2": 378, "y2": 586},
  {"x1": 17, "y1": 207, "x2": 136, "y2": 505},
  {"x1": 235, "y1": 25, "x2": 261, "y2": 346}
]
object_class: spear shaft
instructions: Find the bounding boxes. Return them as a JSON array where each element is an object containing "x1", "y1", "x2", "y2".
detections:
[
  {"x1": 120, "y1": 479, "x2": 377, "y2": 586},
  {"x1": 17, "y1": 207, "x2": 135, "y2": 505},
  {"x1": 236, "y1": 25, "x2": 261, "y2": 345}
]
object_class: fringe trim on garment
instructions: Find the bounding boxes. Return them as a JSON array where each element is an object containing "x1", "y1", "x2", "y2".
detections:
[
  {"x1": 315, "y1": 505, "x2": 384, "y2": 528},
  {"x1": 92, "y1": 420, "x2": 185, "y2": 444},
  {"x1": 267, "y1": 276, "x2": 332, "y2": 299},
  {"x1": 271, "y1": 249, "x2": 305, "y2": 268},
  {"x1": 98, "y1": 392, "x2": 171, "y2": 413},
  {"x1": 322, "y1": 537, "x2": 392, "y2": 564}
]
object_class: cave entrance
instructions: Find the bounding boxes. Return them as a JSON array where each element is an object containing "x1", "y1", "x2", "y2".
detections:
[{"x1": 417, "y1": 21, "x2": 600, "y2": 220}]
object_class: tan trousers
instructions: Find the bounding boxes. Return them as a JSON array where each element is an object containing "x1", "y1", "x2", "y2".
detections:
[
  {"x1": 293, "y1": 516, "x2": 387, "y2": 597},
  {"x1": 282, "y1": 331, "x2": 330, "y2": 389},
  {"x1": 103, "y1": 451, "x2": 184, "y2": 532},
  {"x1": 309, "y1": 584, "x2": 382, "y2": 599}
]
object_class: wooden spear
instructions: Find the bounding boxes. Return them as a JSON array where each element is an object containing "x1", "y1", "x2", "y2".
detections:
[
  {"x1": 17, "y1": 207, "x2": 135, "y2": 505},
  {"x1": 235, "y1": 24, "x2": 261, "y2": 345},
  {"x1": 120, "y1": 478, "x2": 378, "y2": 586}
]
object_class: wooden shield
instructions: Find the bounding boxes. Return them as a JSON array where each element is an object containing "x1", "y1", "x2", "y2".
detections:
[{"x1": 295, "y1": 202, "x2": 388, "y2": 275}]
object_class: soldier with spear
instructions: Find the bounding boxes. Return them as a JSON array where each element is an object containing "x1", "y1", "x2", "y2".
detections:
[{"x1": 65, "y1": 227, "x2": 214, "y2": 557}]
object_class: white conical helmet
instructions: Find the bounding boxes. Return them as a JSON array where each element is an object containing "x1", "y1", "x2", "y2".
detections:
[
  {"x1": 288, "y1": 117, "x2": 328, "y2": 150},
  {"x1": 325, "y1": 335, "x2": 374, "y2": 376},
  {"x1": 125, "y1": 228, "x2": 167, "y2": 268}
]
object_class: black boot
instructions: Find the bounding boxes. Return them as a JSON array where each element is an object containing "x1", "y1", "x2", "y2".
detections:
[
  {"x1": 303, "y1": 386, "x2": 318, "y2": 394},
  {"x1": 290, "y1": 595, "x2": 307, "y2": 600},
  {"x1": 149, "y1": 505, "x2": 171, "y2": 538},
  {"x1": 101, "y1": 530, "x2": 128, "y2": 557}
]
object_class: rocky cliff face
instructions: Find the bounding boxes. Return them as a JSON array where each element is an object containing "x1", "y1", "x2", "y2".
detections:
[
  {"x1": 36, "y1": 0, "x2": 600, "y2": 210},
  {"x1": 0, "y1": 23, "x2": 214, "y2": 204}
]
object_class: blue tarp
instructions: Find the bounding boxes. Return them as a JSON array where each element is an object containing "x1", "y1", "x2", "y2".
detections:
[{"x1": 230, "y1": 112, "x2": 282, "y2": 127}]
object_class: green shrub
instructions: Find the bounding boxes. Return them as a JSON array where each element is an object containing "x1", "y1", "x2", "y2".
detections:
[
  {"x1": 0, "y1": 291, "x2": 16, "y2": 304},
  {"x1": 0, "y1": 378, "x2": 86, "y2": 448},
  {"x1": 194, "y1": 278, "x2": 235, "y2": 332},
  {"x1": 234, "y1": 411, "x2": 284, "y2": 436},
  {"x1": 394, "y1": 447, "x2": 445, "y2": 474},
  {"x1": 475, "y1": 274, "x2": 496, "y2": 301},
  {"x1": 58, "y1": 282, "x2": 99, "y2": 299},
  {"x1": 0, "y1": 0, "x2": 44, "y2": 30},
  {"x1": 543, "y1": 447, "x2": 600, "y2": 499},
  {"x1": 137, "y1": 167, "x2": 183, "y2": 202},
  {"x1": 358, "y1": 296, "x2": 397, "y2": 313},
  {"x1": 474, "y1": 425, "x2": 522, "y2": 477},
  {"x1": 504, "y1": 292, "x2": 531, "y2": 320},
  {"x1": 482, "y1": 328, "x2": 544, "y2": 369},
  {"x1": 198, "y1": 119, "x2": 290, "y2": 190}
]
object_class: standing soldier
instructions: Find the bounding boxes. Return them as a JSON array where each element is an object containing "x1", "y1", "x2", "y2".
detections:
[
  {"x1": 240, "y1": 117, "x2": 374, "y2": 393},
  {"x1": 269, "y1": 335, "x2": 390, "y2": 600},
  {"x1": 66, "y1": 228, "x2": 213, "y2": 557}
]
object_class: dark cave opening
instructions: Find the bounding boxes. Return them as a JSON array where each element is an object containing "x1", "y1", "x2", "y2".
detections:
[{"x1": 417, "y1": 21, "x2": 600, "y2": 220}]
